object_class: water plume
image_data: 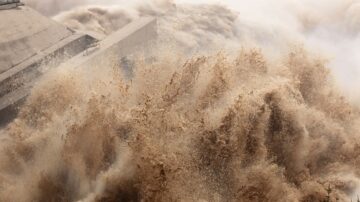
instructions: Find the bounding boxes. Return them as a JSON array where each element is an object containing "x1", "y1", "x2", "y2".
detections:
[
  {"x1": 1, "y1": 0, "x2": 360, "y2": 201},
  {"x1": 0, "y1": 46, "x2": 359, "y2": 201}
]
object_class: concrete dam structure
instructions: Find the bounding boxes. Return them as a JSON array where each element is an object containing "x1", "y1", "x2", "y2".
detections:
[{"x1": 0, "y1": 1, "x2": 157, "y2": 125}]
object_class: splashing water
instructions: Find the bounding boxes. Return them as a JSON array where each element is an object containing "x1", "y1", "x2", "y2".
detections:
[
  {"x1": 0, "y1": 47, "x2": 359, "y2": 201},
  {"x1": 1, "y1": 0, "x2": 360, "y2": 201}
]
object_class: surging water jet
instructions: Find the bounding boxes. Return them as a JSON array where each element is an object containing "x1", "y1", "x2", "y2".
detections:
[{"x1": 1, "y1": 0, "x2": 360, "y2": 201}]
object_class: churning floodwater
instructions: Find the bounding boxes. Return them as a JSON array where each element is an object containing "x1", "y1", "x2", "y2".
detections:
[{"x1": 1, "y1": 0, "x2": 360, "y2": 201}]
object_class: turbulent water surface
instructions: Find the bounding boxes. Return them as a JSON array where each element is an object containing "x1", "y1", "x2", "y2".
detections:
[{"x1": 1, "y1": 0, "x2": 360, "y2": 201}]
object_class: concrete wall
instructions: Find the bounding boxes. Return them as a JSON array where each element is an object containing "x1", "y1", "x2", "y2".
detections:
[
  {"x1": 0, "y1": 17, "x2": 157, "y2": 126},
  {"x1": 0, "y1": 6, "x2": 74, "y2": 73},
  {"x1": 59, "y1": 17, "x2": 157, "y2": 72}
]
